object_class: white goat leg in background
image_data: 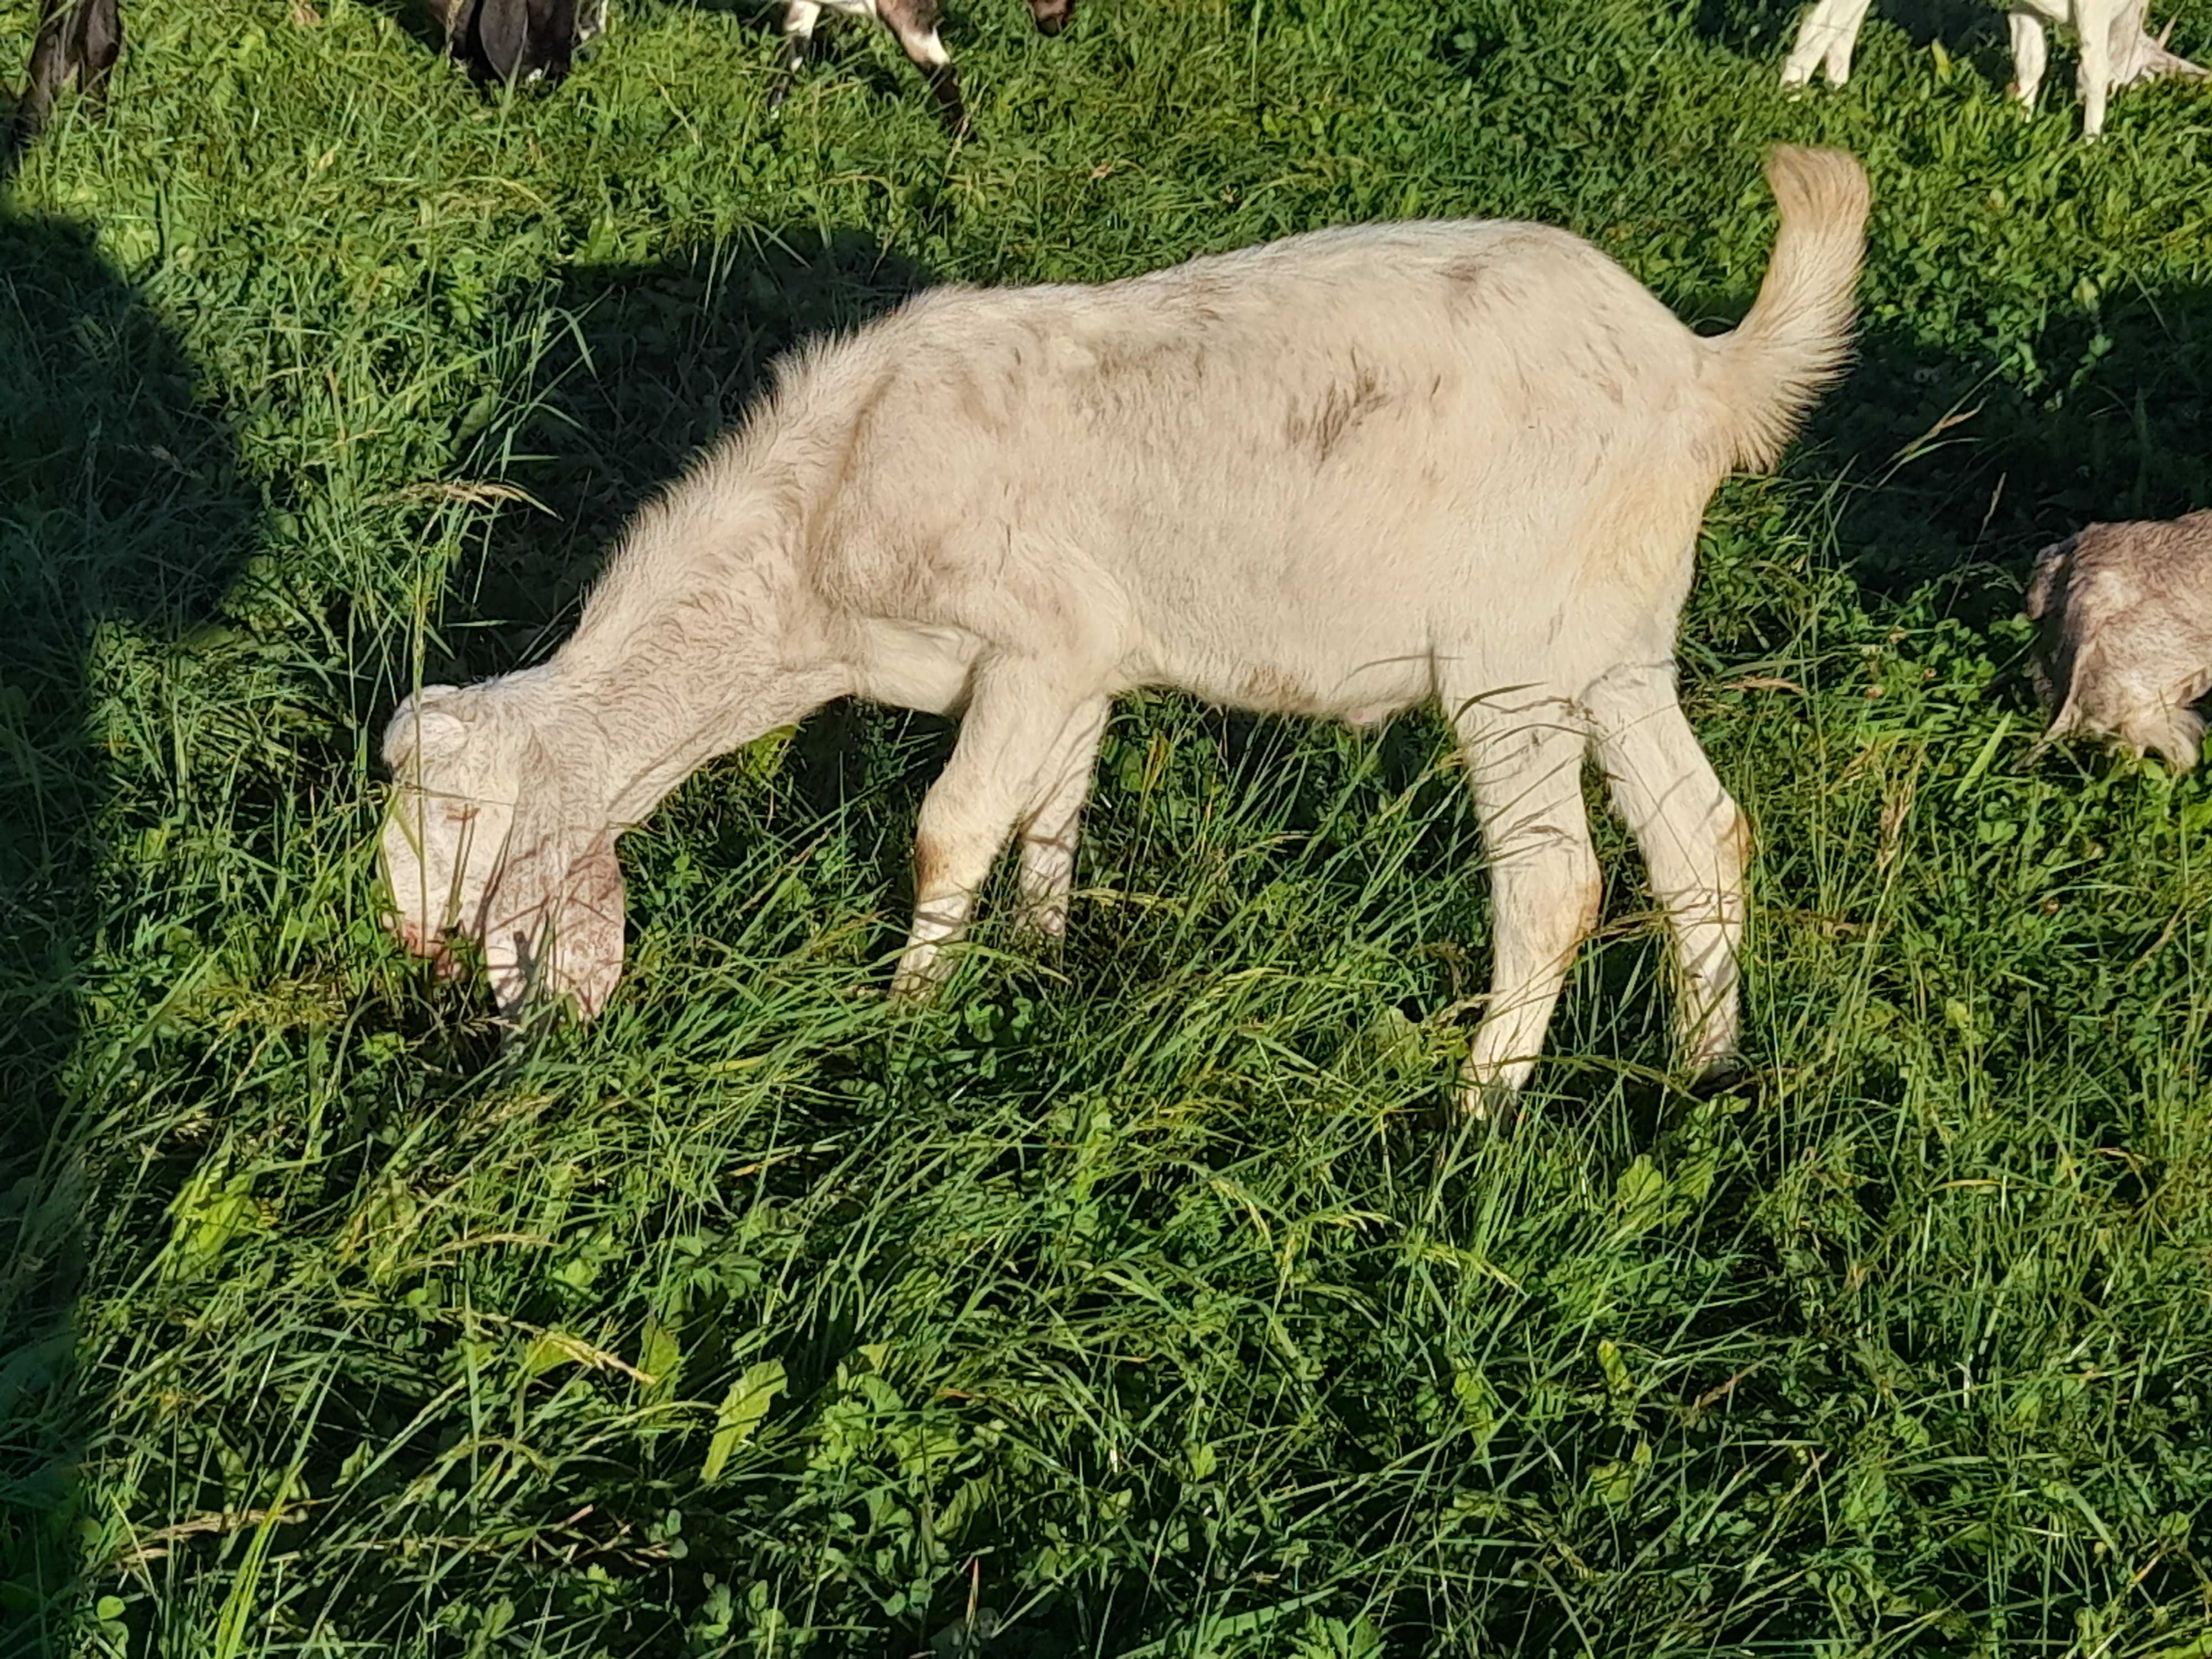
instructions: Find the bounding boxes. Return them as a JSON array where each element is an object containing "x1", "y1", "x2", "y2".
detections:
[
  {"x1": 762, "y1": 0, "x2": 1072, "y2": 129},
  {"x1": 2008, "y1": 6, "x2": 2051, "y2": 102},
  {"x1": 1782, "y1": 0, "x2": 1877, "y2": 86},
  {"x1": 1778, "y1": 0, "x2": 2206, "y2": 132},
  {"x1": 2077, "y1": 0, "x2": 2116, "y2": 131}
]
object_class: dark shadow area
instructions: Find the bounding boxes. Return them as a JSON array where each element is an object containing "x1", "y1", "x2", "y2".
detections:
[
  {"x1": 0, "y1": 164, "x2": 260, "y2": 1649},
  {"x1": 1806, "y1": 288, "x2": 2212, "y2": 597},
  {"x1": 437, "y1": 227, "x2": 933, "y2": 679},
  {"x1": 1687, "y1": 0, "x2": 2004, "y2": 58}
]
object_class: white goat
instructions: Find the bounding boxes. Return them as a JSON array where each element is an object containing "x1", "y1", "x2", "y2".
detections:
[
  {"x1": 1780, "y1": 0, "x2": 2205, "y2": 135},
  {"x1": 2027, "y1": 510, "x2": 2212, "y2": 769},
  {"x1": 380, "y1": 145, "x2": 1870, "y2": 1112}
]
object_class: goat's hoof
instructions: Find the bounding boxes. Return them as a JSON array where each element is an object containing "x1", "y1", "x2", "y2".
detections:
[
  {"x1": 1687, "y1": 1055, "x2": 1757, "y2": 1105},
  {"x1": 1451, "y1": 1078, "x2": 1520, "y2": 1137},
  {"x1": 888, "y1": 960, "x2": 948, "y2": 1004}
]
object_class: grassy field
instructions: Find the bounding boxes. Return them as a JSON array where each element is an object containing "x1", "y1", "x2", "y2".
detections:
[{"x1": 3, "y1": 0, "x2": 2211, "y2": 1650}]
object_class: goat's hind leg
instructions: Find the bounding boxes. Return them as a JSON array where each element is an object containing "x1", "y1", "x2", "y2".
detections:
[
  {"x1": 1449, "y1": 692, "x2": 1602, "y2": 1123},
  {"x1": 1586, "y1": 661, "x2": 1750, "y2": 1085},
  {"x1": 766, "y1": 0, "x2": 822, "y2": 114}
]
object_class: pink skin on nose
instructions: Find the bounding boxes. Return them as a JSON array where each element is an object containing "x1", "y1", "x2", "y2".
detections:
[{"x1": 384, "y1": 909, "x2": 466, "y2": 977}]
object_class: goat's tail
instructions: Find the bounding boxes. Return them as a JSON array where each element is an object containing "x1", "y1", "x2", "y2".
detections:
[{"x1": 1708, "y1": 145, "x2": 1871, "y2": 472}]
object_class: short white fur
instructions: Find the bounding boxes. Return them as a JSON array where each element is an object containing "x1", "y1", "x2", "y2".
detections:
[{"x1": 380, "y1": 147, "x2": 1871, "y2": 1112}]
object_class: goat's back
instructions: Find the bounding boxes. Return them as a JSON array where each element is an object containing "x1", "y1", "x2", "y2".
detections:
[{"x1": 781, "y1": 222, "x2": 1735, "y2": 685}]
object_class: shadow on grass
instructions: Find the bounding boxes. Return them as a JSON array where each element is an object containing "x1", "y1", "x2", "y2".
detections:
[
  {"x1": 432, "y1": 225, "x2": 954, "y2": 813},
  {"x1": 1803, "y1": 290, "x2": 2212, "y2": 595},
  {"x1": 1686, "y1": 0, "x2": 2005, "y2": 57},
  {"x1": 0, "y1": 142, "x2": 261, "y2": 1651}
]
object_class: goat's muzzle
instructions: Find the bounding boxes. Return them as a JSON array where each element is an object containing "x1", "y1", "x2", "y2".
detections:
[{"x1": 384, "y1": 909, "x2": 466, "y2": 978}]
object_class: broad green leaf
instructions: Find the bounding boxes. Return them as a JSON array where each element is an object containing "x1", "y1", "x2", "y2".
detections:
[{"x1": 702, "y1": 1360, "x2": 786, "y2": 1484}]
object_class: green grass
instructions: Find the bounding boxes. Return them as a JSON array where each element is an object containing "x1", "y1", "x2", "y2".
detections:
[{"x1": 3, "y1": 0, "x2": 2211, "y2": 1651}]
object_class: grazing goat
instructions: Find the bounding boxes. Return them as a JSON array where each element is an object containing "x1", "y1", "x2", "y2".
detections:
[
  {"x1": 2027, "y1": 510, "x2": 2212, "y2": 769},
  {"x1": 380, "y1": 145, "x2": 1870, "y2": 1115},
  {"x1": 765, "y1": 0, "x2": 1074, "y2": 132},
  {"x1": 1780, "y1": 0, "x2": 2204, "y2": 136}
]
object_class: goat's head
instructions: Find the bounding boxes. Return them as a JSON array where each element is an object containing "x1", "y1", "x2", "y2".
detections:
[
  {"x1": 1026, "y1": 0, "x2": 1075, "y2": 36},
  {"x1": 380, "y1": 679, "x2": 628, "y2": 1022},
  {"x1": 2111, "y1": 9, "x2": 2208, "y2": 86}
]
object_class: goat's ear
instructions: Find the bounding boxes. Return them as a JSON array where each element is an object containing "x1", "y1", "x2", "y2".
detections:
[
  {"x1": 383, "y1": 685, "x2": 474, "y2": 776},
  {"x1": 476, "y1": 0, "x2": 529, "y2": 80},
  {"x1": 481, "y1": 808, "x2": 628, "y2": 1025}
]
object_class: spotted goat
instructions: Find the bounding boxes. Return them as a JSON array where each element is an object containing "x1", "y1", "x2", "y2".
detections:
[{"x1": 767, "y1": 0, "x2": 1075, "y2": 132}]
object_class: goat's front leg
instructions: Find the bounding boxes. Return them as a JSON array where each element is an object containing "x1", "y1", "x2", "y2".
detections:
[
  {"x1": 877, "y1": 0, "x2": 966, "y2": 132},
  {"x1": 1585, "y1": 661, "x2": 1750, "y2": 1084},
  {"x1": 894, "y1": 670, "x2": 1089, "y2": 997},
  {"x1": 1450, "y1": 697, "x2": 1601, "y2": 1121},
  {"x1": 1014, "y1": 697, "x2": 1109, "y2": 943},
  {"x1": 765, "y1": 0, "x2": 820, "y2": 114},
  {"x1": 2077, "y1": 0, "x2": 2115, "y2": 132},
  {"x1": 2007, "y1": 8, "x2": 2050, "y2": 105}
]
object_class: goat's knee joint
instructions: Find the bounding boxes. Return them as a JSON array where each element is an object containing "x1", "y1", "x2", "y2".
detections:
[
  {"x1": 1573, "y1": 859, "x2": 1603, "y2": 941},
  {"x1": 1723, "y1": 799, "x2": 1754, "y2": 875}
]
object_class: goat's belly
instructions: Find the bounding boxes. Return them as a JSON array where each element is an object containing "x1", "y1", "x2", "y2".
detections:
[{"x1": 1141, "y1": 637, "x2": 1433, "y2": 727}]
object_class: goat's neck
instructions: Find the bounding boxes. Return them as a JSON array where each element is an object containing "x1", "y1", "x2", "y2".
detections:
[{"x1": 547, "y1": 559, "x2": 842, "y2": 832}]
